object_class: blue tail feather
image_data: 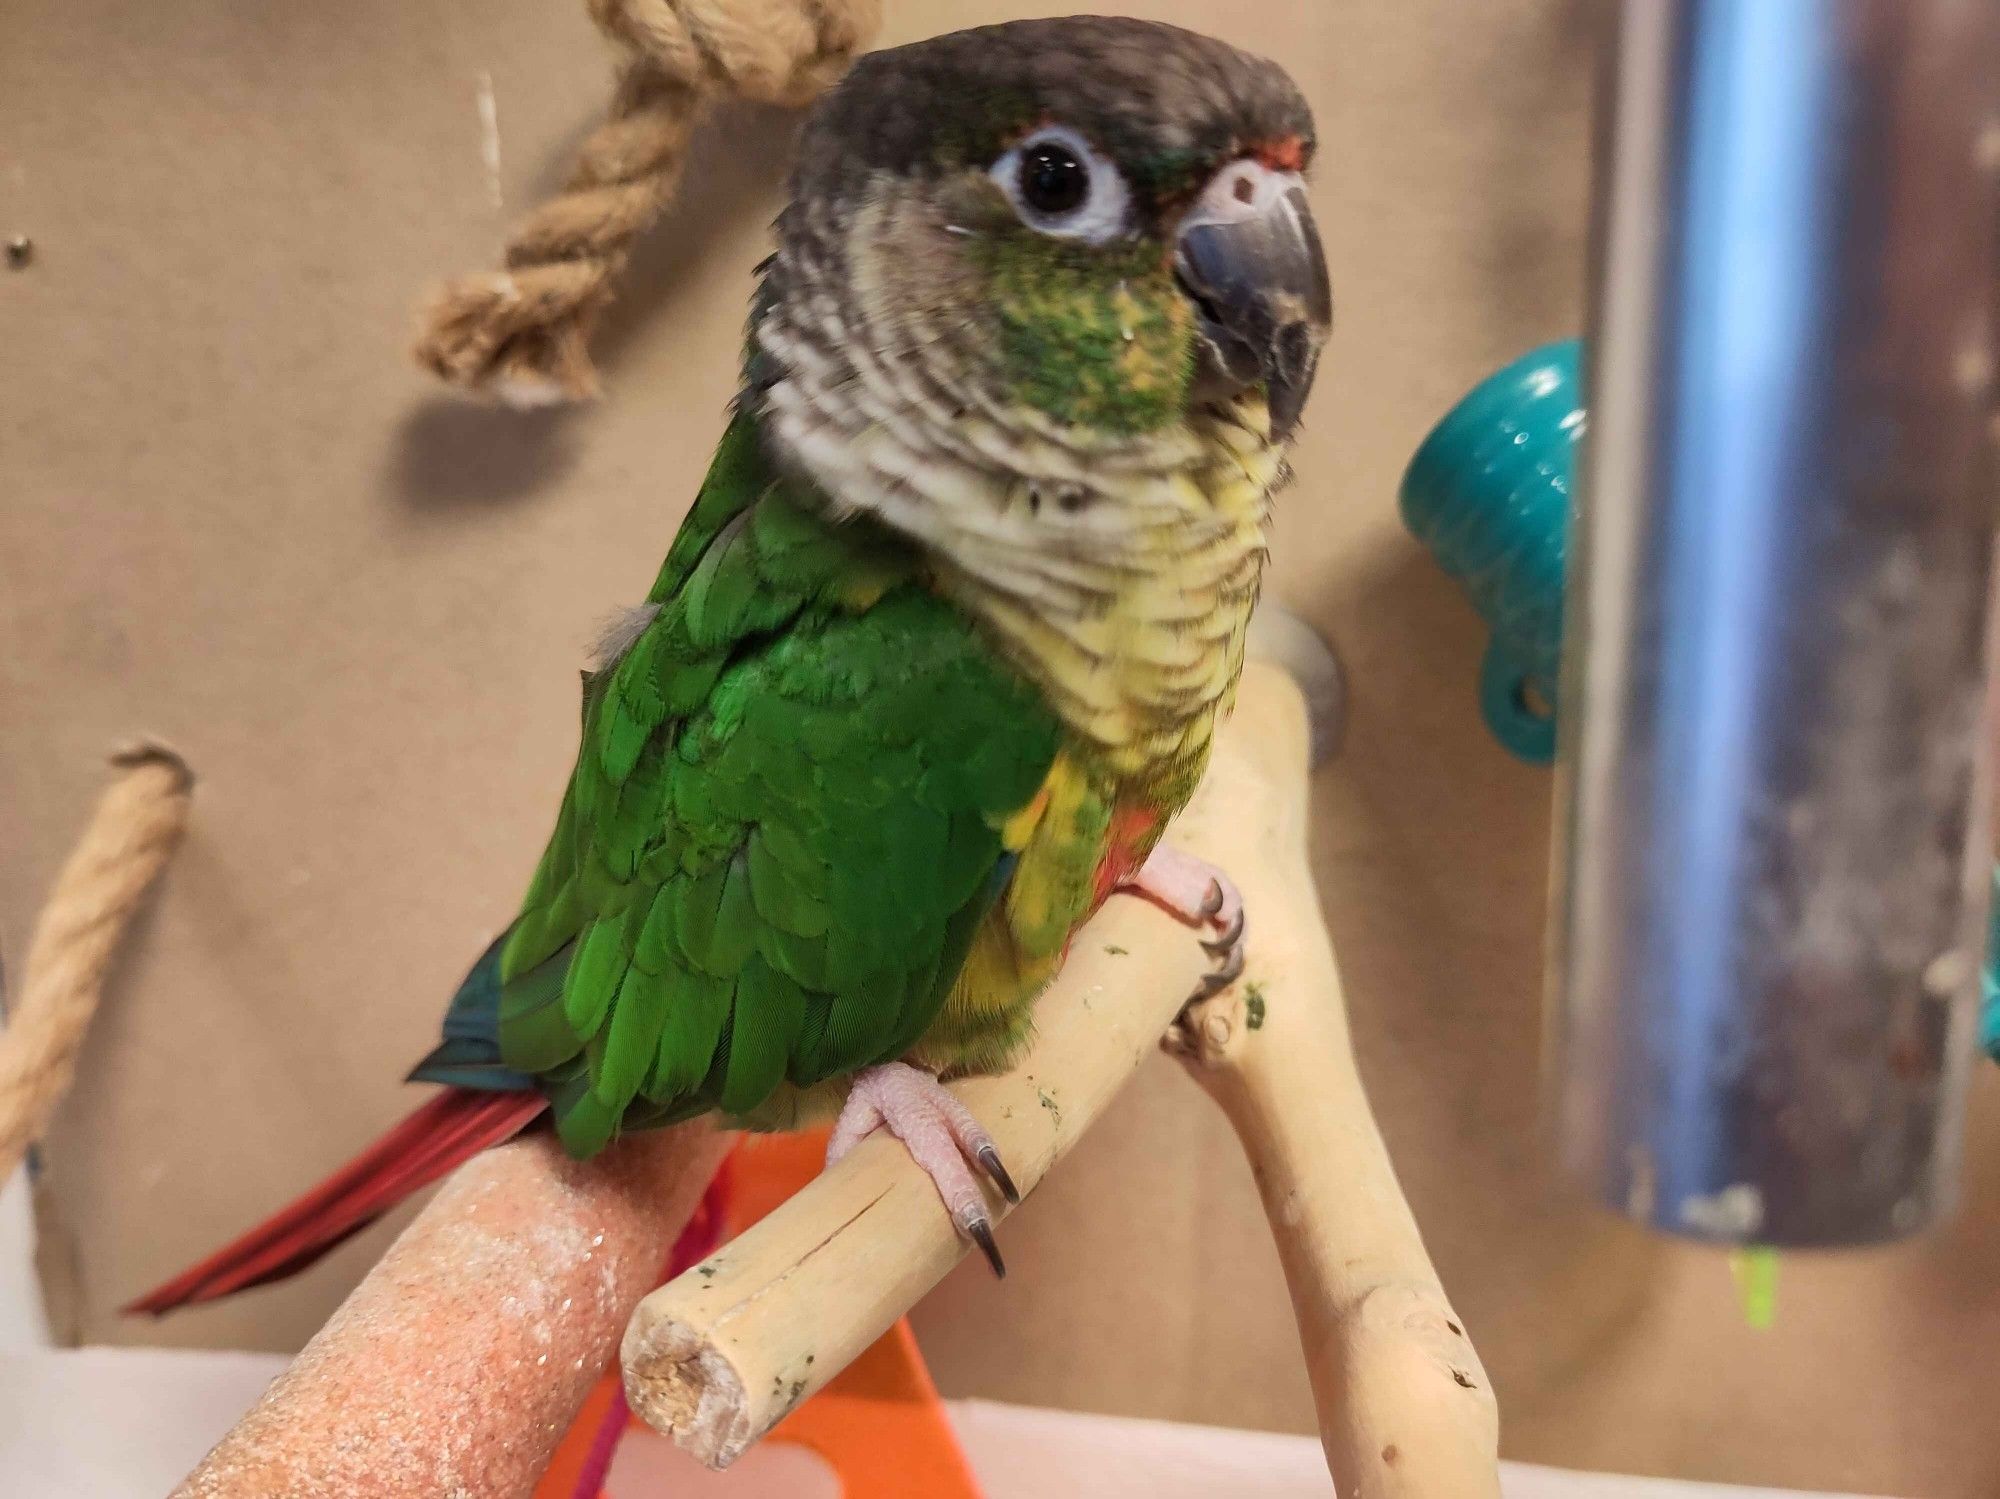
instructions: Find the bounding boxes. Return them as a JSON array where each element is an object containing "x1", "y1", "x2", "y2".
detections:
[{"x1": 409, "y1": 931, "x2": 538, "y2": 1092}]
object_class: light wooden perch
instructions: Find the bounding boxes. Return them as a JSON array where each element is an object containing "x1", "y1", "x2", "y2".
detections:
[
  {"x1": 1168, "y1": 663, "x2": 1502, "y2": 1497},
  {"x1": 622, "y1": 659, "x2": 1503, "y2": 1494},
  {"x1": 620, "y1": 882, "x2": 1213, "y2": 1467}
]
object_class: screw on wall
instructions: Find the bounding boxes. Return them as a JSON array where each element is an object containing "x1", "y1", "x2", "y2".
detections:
[{"x1": 5, "y1": 237, "x2": 32, "y2": 270}]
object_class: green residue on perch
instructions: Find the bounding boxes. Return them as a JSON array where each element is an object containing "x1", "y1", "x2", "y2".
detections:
[
  {"x1": 1730, "y1": 1246, "x2": 1779, "y2": 1330},
  {"x1": 1243, "y1": 981, "x2": 1267, "y2": 1031}
]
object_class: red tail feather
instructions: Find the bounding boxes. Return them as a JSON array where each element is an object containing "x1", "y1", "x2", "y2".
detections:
[{"x1": 126, "y1": 1088, "x2": 548, "y2": 1316}]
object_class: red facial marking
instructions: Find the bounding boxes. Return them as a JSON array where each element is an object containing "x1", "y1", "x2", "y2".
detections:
[{"x1": 1253, "y1": 135, "x2": 1308, "y2": 173}]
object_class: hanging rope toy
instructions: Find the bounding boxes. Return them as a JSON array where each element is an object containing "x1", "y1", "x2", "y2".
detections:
[
  {"x1": 413, "y1": 0, "x2": 883, "y2": 406},
  {"x1": 0, "y1": 747, "x2": 193, "y2": 1188}
]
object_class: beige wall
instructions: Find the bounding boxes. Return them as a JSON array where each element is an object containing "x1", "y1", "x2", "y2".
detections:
[{"x1": 5, "y1": 2, "x2": 1997, "y2": 1493}]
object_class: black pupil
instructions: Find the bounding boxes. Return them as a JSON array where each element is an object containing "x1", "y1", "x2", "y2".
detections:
[{"x1": 1020, "y1": 143, "x2": 1089, "y2": 215}]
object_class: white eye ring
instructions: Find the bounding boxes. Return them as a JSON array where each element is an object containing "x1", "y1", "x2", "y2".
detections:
[{"x1": 988, "y1": 125, "x2": 1133, "y2": 245}]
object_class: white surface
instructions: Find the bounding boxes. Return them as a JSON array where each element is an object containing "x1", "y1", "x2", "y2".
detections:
[
  {"x1": 1, "y1": 1347, "x2": 287, "y2": 1496},
  {"x1": 0, "y1": 1345, "x2": 1891, "y2": 1498},
  {"x1": 949, "y1": 1400, "x2": 1887, "y2": 1499},
  {"x1": 0, "y1": 1170, "x2": 48, "y2": 1350}
]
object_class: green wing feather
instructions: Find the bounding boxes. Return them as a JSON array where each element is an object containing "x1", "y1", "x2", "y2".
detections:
[{"x1": 495, "y1": 415, "x2": 1063, "y2": 1156}]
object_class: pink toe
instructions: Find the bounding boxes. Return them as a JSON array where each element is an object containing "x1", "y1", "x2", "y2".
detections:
[
  {"x1": 1127, "y1": 845, "x2": 1243, "y2": 931},
  {"x1": 830, "y1": 1064, "x2": 998, "y2": 1230}
]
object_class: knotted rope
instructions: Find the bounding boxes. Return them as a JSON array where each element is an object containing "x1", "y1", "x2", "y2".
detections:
[
  {"x1": 0, "y1": 747, "x2": 193, "y2": 1187},
  {"x1": 413, "y1": 0, "x2": 883, "y2": 405}
]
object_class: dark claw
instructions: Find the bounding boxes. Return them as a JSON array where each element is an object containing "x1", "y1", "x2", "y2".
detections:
[
  {"x1": 1201, "y1": 906, "x2": 1246, "y2": 956},
  {"x1": 1189, "y1": 941, "x2": 1247, "y2": 1002},
  {"x1": 977, "y1": 1144, "x2": 1022, "y2": 1205},
  {"x1": 967, "y1": 1217, "x2": 1007, "y2": 1279},
  {"x1": 1214, "y1": 942, "x2": 1246, "y2": 983},
  {"x1": 1199, "y1": 879, "x2": 1225, "y2": 918}
]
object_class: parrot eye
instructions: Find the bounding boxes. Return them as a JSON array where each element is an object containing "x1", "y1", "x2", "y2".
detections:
[
  {"x1": 1021, "y1": 142, "x2": 1088, "y2": 213},
  {"x1": 988, "y1": 126, "x2": 1132, "y2": 244}
]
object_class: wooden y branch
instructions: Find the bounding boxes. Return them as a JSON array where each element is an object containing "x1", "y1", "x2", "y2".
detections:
[
  {"x1": 622, "y1": 661, "x2": 1501, "y2": 1490},
  {"x1": 174, "y1": 1123, "x2": 731, "y2": 1499},
  {"x1": 1167, "y1": 665, "x2": 1502, "y2": 1497},
  {"x1": 621, "y1": 875, "x2": 1214, "y2": 1467}
]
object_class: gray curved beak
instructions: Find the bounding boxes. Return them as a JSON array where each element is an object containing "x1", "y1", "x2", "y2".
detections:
[{"x1": 1175, "y1": 179, "x2": 1332, "y2": 439}]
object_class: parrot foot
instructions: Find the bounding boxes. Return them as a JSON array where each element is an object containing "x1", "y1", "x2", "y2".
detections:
[
  {"x1": 1122, "y1": 844, "x2": 1247, "y2": 1000},
  {"x1": 826, "y1": 1062, "x2": 1019, "y2": 1278}
]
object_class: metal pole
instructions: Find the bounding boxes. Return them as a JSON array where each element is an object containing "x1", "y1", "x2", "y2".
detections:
[{"x1": 1550, "y1": 0, "x2": 2000, "y2": 1246}]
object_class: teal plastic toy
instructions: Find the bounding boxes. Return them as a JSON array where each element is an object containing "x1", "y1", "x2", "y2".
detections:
[
  {"x1": 1402, "y1": 338, "x2": 2000, "y2": 1061},
  {"x1": 1398, "y1": 339, "x2": 1583, "y2": 764},
  {"x1": 1986, "y1": 868, "x2": 2000, "y2": 1060}
]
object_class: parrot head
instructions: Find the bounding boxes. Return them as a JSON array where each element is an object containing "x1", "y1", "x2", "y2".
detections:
[{"x1": 750, "y1": 16, "x2": 1330, "y2": 552}]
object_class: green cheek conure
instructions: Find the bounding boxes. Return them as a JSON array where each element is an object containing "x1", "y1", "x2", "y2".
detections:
[{"x1": 131, "y1": 14, "x2": 1330, "y2": 1311}]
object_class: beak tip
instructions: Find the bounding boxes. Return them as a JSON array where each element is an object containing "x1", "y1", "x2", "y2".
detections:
[
  {"x1": 1266, "y1": 319, "x2": 1326, "y2": 440},
  {"x1": 1175, "y1": 181, "x2": 1330, "y2": 444}
]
